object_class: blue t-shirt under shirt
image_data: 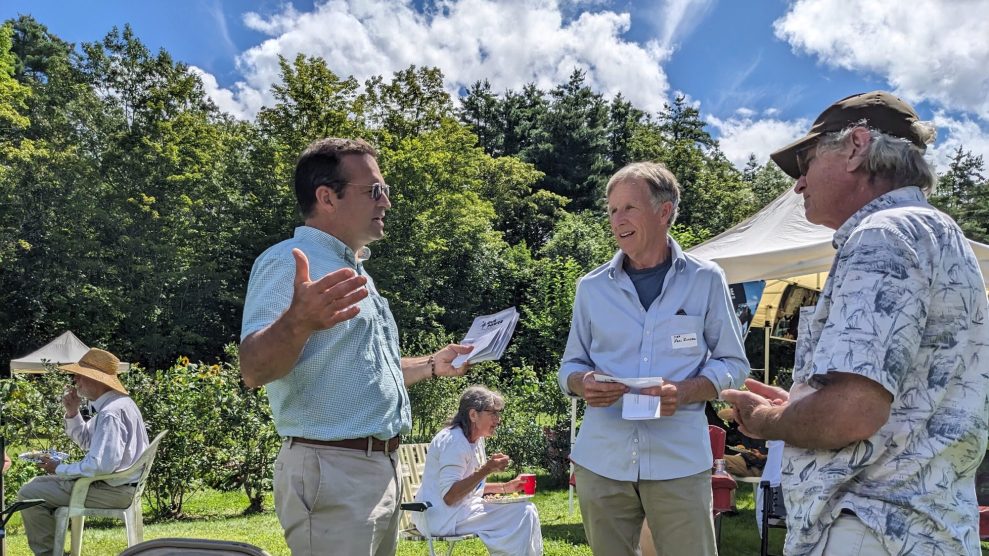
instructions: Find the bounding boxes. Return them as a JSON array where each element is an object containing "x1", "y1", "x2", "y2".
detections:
[{"x1": 624, "y1": 256, "x2": 673, "y2": 309}]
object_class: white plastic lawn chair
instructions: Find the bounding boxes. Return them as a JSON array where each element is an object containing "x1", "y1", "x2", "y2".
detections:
[{"x1": 52, "y1": 430, "x2": 167, "y2": 556}]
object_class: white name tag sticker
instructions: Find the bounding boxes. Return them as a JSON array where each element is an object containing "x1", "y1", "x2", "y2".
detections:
[{"x1": 671, "y1": 333, "x2": 698, "y2": 349}]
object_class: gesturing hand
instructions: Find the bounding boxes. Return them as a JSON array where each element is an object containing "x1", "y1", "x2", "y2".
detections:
[
  {"x1": 288, "y1": 248, "x2": 369, "y2": 332},
  {"x1": 483, "y1": 453, "x2": 511, "y2": 475}
]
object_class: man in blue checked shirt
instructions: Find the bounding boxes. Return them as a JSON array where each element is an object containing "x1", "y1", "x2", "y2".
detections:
[
  {"x1": 240, "y1": 137, "x2": 473, "y2": 556},
  {"x1": 559, "y1": 161, "x2": 749, "y2": 556}
]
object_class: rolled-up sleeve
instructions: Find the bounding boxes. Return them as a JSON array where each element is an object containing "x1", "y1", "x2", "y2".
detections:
[{"x1": 697, "y1": 269, "x2": 749, "y2": 395}]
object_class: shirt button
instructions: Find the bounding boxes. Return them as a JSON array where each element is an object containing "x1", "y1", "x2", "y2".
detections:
[
  {"x1": 643, "y1": 357, "x2": 648, "y2": 362},
  {"x1": 632, "y1": 451, "x2": 637, "y2": 456},
  {"x1": 645, "y1": 330, "x2": 651, "y2": 335},
  {"x1": 632, "y1": 459, "x2": 637, "y2": 464},
  {"x1": 633, "y1": 438, "x2": 639, "y2": 443}
]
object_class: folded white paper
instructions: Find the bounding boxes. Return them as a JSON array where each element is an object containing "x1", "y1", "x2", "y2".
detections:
[
  {"x1": 451, "y1": 307, "x2": 520, "y2": 368},
  {"x1": 622, "y1": 393, "x2": 662, "y2": 420},
  {"x1": 593, "y1": 374, "x2": 664, "y2": 389},
  {"x1": 592, "y1": 375, "x2": 665, "y2": 420}
]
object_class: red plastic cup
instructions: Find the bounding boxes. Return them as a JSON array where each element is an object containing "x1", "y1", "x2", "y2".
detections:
[{"x1": 520, "y1": 474, "x2": 536, "y2": 495}]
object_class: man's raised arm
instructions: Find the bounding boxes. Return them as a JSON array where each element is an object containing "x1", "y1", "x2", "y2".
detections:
[{"x1": 241, "y1": 248, "x2": 368, "y2": 388}]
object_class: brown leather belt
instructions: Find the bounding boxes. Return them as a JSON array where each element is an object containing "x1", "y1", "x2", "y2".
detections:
[{"x1": 290, "y1": 436, "x2": 400, "y2": 453}]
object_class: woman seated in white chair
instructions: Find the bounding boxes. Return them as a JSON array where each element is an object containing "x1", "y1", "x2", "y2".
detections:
[{"x1": 413, "y1": 385, "x2": 543, "y2": 556}]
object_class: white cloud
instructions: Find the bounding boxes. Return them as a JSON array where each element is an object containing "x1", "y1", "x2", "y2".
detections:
[
  {"x1": 707, "y1": 115, "x2": 811, "y2": 169},
  {"x1": 201, "y1": 0, "x2": 674, "y2": 120},
  {"x1": 928, "y1": 113, "x2": 989, "y2": 174},
  {"x1": 189, "y1": 67, "x2": 249, "y2": 120},
  {"x1": 645, "y1": 0, "x2": 716, "y2": 53},
  {"x1": 774, "y1": 0, "x2": 989, "y2": 119}
]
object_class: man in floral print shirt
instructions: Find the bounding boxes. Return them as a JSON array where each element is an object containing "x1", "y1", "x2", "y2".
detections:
[{"x1": 724, "y1": 91, "x2": 989, "y2": 556}]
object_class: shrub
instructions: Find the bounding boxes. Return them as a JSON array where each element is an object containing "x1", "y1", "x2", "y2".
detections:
[
  {"x1": 126, "y1": 358, "x2": 227, "y2": 518},
  {"x1": 207, "y1": 343, "x2": 279, "y2": 514}
]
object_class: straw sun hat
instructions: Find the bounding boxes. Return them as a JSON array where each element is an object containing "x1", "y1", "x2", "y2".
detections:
[{"x1": 59, "y1": 348, "x2": 128, "y2": 395}]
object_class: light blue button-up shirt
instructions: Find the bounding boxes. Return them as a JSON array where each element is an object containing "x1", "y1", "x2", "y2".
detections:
[
  {"x1": 241, "y1": 226, "x2": 410, "y2": 441},
  {"x1": 559, "y1": 237, "x2": 749, "y2": 481}
]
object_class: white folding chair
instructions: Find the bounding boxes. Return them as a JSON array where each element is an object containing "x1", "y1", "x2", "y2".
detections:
[{"x1": 52, "y1": 430, "x2": 167, "y2": 556}]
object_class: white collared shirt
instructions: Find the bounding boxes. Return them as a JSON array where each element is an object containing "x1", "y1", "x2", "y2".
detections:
[{"x1": 56, "y1": 391, "x2": 150, "y2": 486}]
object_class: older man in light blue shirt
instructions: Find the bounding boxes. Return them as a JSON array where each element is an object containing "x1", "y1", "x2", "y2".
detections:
[
  {"x1": 240, "y1": 138, "x2": 472, "y2": 556},
  {"x1": 560, "y1": 161, "x2": 748, "y2": 556}
]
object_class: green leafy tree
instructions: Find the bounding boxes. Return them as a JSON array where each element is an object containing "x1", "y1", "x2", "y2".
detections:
[
  {"x1": 256, "y1": 53, "x2": 363, "y2": 162},
  {"x1": 743, "y1": 155, "x2": 793, "y2": 208},
  {"x1": 931, "y1": 147, "x2": 989, "y2": 242},
  {"x1": 526, "y1": 69, "x2": 611, "y2": 211},
  {"x1": 497, "y1": 83, "x2": 549, "y2": 161},
  {"x1": 358, "y1": 65, "x2": 453, "y2": 148},
  {"x1": 459, "y1": 79, "x2": 503, "y2": 155},
  {"x1": 606, "y1": 93, "x2": 645, "y2": 170}
]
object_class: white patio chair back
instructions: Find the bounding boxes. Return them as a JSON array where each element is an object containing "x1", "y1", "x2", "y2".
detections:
[{"x1": 52, "y1": 430, "x2": 167, "y2": 556}]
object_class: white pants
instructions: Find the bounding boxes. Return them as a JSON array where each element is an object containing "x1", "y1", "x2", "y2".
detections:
[{"x1": 453, "y1": 500, "x2": 543, "y2": 556}]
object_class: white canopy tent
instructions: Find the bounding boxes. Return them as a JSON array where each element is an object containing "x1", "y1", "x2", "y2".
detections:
[
  {"x1": 689, "y1": 190, "x2": 989, "y2": 327},
  {"x1": 687, "y1": 189, "x2": 989, "y2": 382},
  {"x1": 8, "y1": 331, "x2": 130, "y2": 373}
]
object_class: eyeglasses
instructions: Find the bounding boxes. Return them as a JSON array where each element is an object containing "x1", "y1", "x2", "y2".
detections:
[
  {"x1": 354, "y1": 182, "x2": 390, "y2": 200},
  {"x1": 795, "y1": 144, "x2": 818, "y2": 176},
  {"x1": 318, "y1": 182, "x2": 391, "y2": 200},
  {"x1": 482, "y1": 409, "x2": 503, "y2": 418}
]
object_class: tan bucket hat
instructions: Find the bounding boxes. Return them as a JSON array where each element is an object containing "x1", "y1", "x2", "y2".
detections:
[{"x1": 59, "y1": 348, "x2": 127, "y2": 395}]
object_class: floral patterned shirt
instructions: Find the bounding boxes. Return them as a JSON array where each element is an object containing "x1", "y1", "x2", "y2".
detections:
[{"x1": 783, "y1": 187, "x2": 989, "y2": 556}]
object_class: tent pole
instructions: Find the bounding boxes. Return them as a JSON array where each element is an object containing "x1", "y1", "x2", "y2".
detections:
[{"x1": 764, "y1": 321, "x2": 770, "y2": 384}]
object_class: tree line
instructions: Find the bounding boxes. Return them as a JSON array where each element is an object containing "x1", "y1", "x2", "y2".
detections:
[{"x1": 2, "y1": 14, "x2": 987, "y2": 407}]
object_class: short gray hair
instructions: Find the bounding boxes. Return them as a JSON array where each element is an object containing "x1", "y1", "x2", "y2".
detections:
[
  {"x1": 449, "y1": 385, "x2": 504, "y2": 440},
  {"x1": 817, "y1": 122, "x2": 937, "y2": 195},
  {"x1": 606, "y1": 161, "x2": 681, "y2": 226}
]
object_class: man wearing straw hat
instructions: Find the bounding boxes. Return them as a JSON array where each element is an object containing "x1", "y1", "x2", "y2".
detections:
[{"x1": 17, "y1": 348, "x2": 149, "y2": 556}]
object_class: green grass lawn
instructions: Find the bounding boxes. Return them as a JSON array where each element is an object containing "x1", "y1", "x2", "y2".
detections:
[{"x1": 2, "y1": 486, "x2": 986, "y2": 555}]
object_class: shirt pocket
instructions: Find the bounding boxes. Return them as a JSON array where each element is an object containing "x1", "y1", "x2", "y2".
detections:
[{"x1": 662, "y1": 315, "x2": 706, "y2": 356}]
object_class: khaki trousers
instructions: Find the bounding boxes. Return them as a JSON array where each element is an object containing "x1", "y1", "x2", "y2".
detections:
[
  {"x1": 273, "y1": 439, "x2": 401, "y2": 556},
  {"x1": 821, "y1": 515, "x2": 890, "y2": 556},
  {"x1": 575, "y1": 465, "x2": 716, "y2": 556},
  {"x1": 18, "y1": 476, "x2": 136, "y2": 556}
]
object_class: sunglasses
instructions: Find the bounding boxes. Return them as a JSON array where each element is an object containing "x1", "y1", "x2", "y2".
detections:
[
  {"x1": 795, "y1": 144, "x2": 818, "y2": 177},
  {"x1": 320, "y1": 182, "x2": 391, "y2": 201}
]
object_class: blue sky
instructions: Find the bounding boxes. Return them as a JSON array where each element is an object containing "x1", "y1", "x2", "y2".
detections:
[{"x1": 4, "y1": 0, "x2": 988, "y2": 171}]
